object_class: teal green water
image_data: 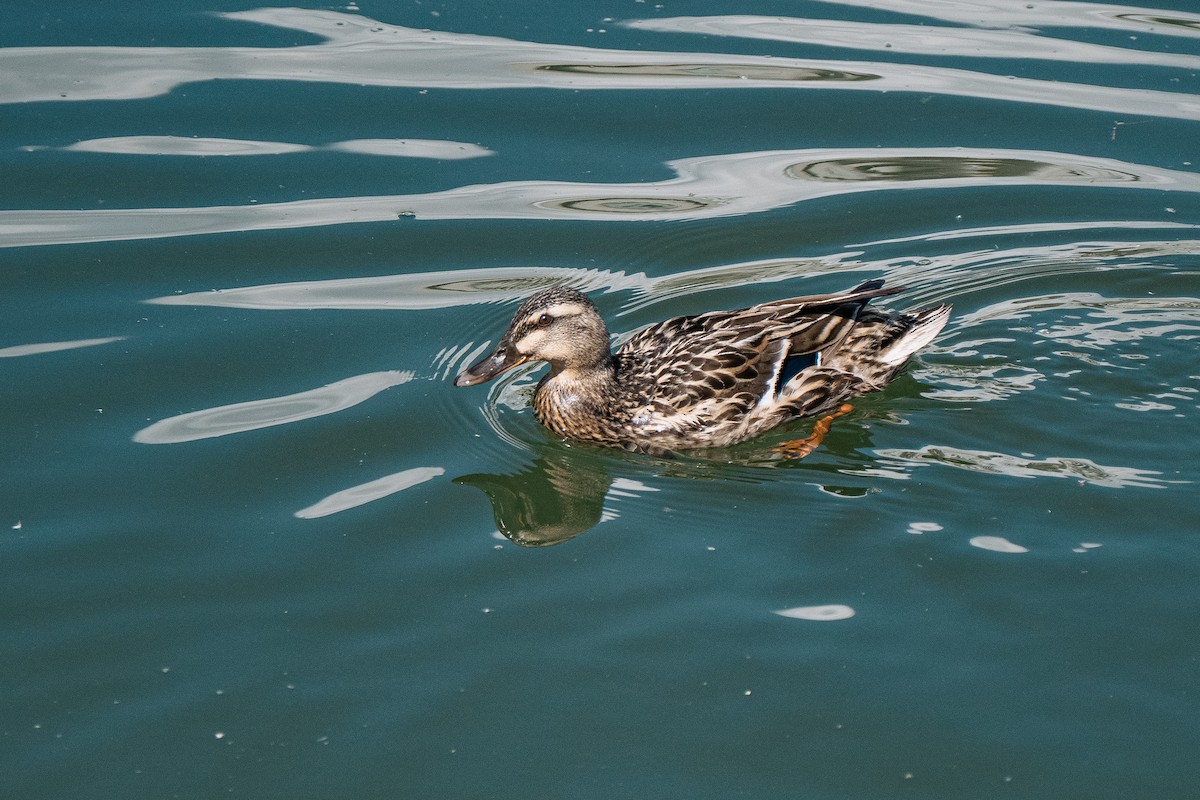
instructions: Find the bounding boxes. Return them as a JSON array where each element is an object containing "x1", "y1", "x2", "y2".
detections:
[{"x1": 3, "y1": 2, "x2": 1199, "y2": 798}]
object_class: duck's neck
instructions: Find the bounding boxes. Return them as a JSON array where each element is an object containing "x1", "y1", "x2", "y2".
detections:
[
  {"x1": 548, "y1": 352, "x2": 615, "y2": 386},
  {"x1": 534, "y1": 356, "x2": 619, "y2": 440}
]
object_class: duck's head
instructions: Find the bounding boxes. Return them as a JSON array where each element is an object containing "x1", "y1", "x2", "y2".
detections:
[{"x1": 454, "y1": 287, "x2": 612, "y2": 387}]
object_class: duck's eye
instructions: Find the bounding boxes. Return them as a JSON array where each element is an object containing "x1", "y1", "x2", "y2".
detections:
[{"x1": 536, "y1": 313, "x2": 553, "y2": 327}]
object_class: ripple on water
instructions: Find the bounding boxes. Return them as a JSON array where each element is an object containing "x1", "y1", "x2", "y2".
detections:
[
  {"x1": 920, "y1": 286, "x2": 1200, "y2": 403},
  {"x1": 143, "y1": 227, "x2": 1196, "y2": 452},
  {"x1": 873, "y1": 445, "x2": 1184, "y2": 489},
  {"x1": 534, "y1": 63, "x2": 879, "y2": 82},
  {"x1": 785, "y1": 156, "x2": 1139, "y2": 184},
  {"x1": 626, "y1": 14, "x2": 1200, "y2": 68},
  {"x1": 7, "y1": 7, "x2": 1199, "y2": 122},
  {"x1": 5, "y1": 147, "x2": 1198, "y2": 247},
  {"x1": 535, "y1": 197, "x2": 719, "y2": 215},
  {"x1": 480, "y1": 368, "x2": 548, "y2": 455},
  {"x1": 955, "y1": 292, "x2": 1200, "y2": 351},
  {"x1": 147, "y1": 266, "x2": 633, "y2": 310},
  {"x1": 798, "y1": 0, "x2": 1200, "y2": 37}
]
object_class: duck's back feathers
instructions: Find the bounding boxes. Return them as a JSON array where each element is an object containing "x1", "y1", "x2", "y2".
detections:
[
  {"x1": 566, "y1": 281, "x2": 945, "y2": 450},
  {"x1": 612, "y1": 280, "x2": 913, "y2": 435}
]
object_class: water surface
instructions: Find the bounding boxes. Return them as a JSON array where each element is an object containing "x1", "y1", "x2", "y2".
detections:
[{"x1": 3, "y1": 2, "x2": 1198, "y2": 798}]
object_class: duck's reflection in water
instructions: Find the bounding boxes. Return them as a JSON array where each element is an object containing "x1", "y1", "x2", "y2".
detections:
[
  {"x1": 453, "y1": 401, "x2": 906, "y2": 546},
  {"x1": 452, "y1": 426, "x2": 867, "y2": 547},
  {"x1": 455, "y1": 450, "x2": 616, "y2": 547}
]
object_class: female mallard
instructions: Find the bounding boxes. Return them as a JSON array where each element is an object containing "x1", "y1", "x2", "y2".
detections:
[{"x1": 455, "y1": 280, "x2": 949, "y2": 455}]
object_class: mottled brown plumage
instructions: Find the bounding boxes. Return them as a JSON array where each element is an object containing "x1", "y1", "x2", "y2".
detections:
[{"x1": 455, "y1": 280, "x2": 950, "y2": 454}]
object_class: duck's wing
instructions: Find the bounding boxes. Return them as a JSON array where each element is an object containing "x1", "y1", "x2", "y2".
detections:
[
  {"x1": 727, "y1": 279, "x2": 903, "y2": 354},
  {"x1": 615, "y1": 281, "x2": 902, "y2": 422}
]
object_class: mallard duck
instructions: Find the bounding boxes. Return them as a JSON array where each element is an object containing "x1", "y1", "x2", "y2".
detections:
[{"x1": 455, "y1": 280, "x2": 949, "y2": 455}]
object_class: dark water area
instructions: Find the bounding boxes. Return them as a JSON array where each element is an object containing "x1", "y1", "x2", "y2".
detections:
[{"x1": 3, "y1": 1, "x2": 1199, "y2": 798}]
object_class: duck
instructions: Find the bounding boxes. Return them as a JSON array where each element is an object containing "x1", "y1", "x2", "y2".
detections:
[{"x1": 454, "y1": 279, "x2": 950, "y2": 455}]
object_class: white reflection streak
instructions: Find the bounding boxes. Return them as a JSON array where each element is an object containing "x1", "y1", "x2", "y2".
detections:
[
  {"x1": 0, "y1": 336, "x2": 125, "y2": 358},
  {"x1": 607, "y1": 477, "x2": 662, "y2": 498},
  {"x1": 147, "y1": 266, "x2": 640, "y2": 310},
  {"x1": 875, "y1": 445, "x2": 1182, "y2": 488},
  {"x1": 774, "y1": 605, "x2": 856, "y2": 621},
  {"x1": 144, "y1": 235, "x2": 1190, "y2": 314},
  {"x1": 5, "y1": 146, "x2": 1199, "y2": 249},
  {"x1": 628, "y1": 16, "x2": 1200, "y2": 68},
  {"x1": 969, "y1": 536, "x2": 1029, "y2": 554},
  {"x1": 62, "y1": 136, "x2": 313, "y2": 156},
  {"x1": 1, "y1": 6, "x2": 1198, "y2": 123},
  {"x1": 294, "y1": 466, "x2": 444, "y2": 519},
  {"x1": 861, "y1": 220, "x2": 1200, "y2": 246},
  {"x1": 326, "y1": 139, "x2": 493, "y2": 159},
  {"x1": 45, "y1": 136, "x2": 494, "y2": 159},
  {"x1": 952, "y1": 292, "x2": 1200, "y2": 350},
  {"x1": 146, "y1": 256, "x2": 861, "y2": 312},
  {"x1": 808, "y1": 0, "x2": 1200, "y2": 37},
  {"x1": 133, "y1": 370, "x2": 413, "y2": 444}
]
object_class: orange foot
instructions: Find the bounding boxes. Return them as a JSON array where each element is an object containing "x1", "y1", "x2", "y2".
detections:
[{"x1": 774, "y1": 404, "x2": 854, "y2": 459}]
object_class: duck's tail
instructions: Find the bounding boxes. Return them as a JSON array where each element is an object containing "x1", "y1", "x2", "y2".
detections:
[{"x1": 877, "y1": 304, "x2": 952, "y2": 366}]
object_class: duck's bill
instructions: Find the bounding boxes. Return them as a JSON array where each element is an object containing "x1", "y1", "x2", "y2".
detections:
[{"x1": 454, "y1": 345, "x2": 528, "y2": 387}]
